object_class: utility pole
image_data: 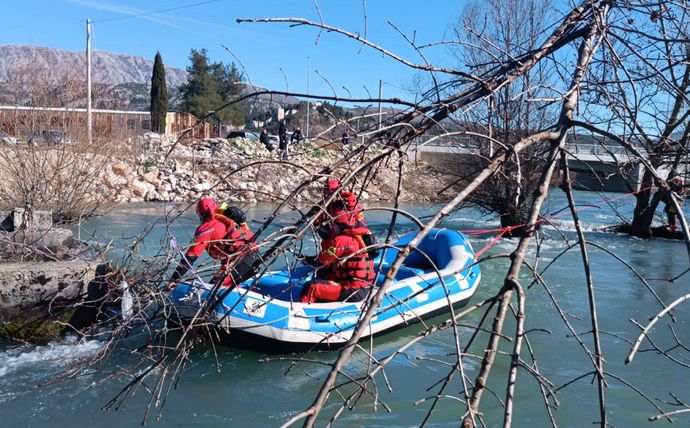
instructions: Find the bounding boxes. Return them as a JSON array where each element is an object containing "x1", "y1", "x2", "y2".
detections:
[
  {"x1": 306, "y1": 56, "x2": 311, "y2": 139},
  {"x1": 86, "y1": 18, "x2": 92, "y2": 144},
  {"x1": 378, "y1": 79, "x2": 383, "y2": 131}
]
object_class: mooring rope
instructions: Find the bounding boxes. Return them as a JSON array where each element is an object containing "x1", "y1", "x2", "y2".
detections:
[{"x1": 469, "y1": 186, "x2": 656, "y2": 257}]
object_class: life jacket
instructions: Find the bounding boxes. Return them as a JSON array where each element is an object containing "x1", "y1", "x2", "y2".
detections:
[
  {"x1": 210, "y1": 214, "x2": 252, "y2": 257},
  {"x1": 317, "y1": 193, "x2": 379, "y2": 259},
  {"x1": 321, "y1": 235, "x2": 374, "y2": 286}
]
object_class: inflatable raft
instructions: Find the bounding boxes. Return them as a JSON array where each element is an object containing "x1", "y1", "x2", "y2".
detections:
[{"x1": 169, "y1": 229, "x2": 480, "y2": 353}]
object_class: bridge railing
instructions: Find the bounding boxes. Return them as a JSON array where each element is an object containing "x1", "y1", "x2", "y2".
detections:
[
  {"x1": 408, "y1": 135, "x2": 651, "y2": 158},
  {"x1": 566, "y1": 143, "x2": 644, "y2": 156}
]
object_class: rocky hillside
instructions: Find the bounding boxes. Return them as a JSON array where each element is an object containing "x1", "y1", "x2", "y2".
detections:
[{"x1": 102, "y1": 134, "x2": 444, "y2": 205}]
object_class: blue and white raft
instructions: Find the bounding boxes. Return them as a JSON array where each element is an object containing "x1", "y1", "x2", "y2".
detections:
[{"x1": 169, "y1": 229, "x2": 480, "y2": 353}]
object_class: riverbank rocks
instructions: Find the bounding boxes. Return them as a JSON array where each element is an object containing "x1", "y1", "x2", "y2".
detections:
[
  {"x1": 85, "y1": 132, "x2": 448, "y2": 205},
  {"x1": 1, "y1": 209, "x2": 53, "y2": 231},
  {"x1": 0, "y1": 260, "x2": 100, "y2": 317},
  {"x1": 112, "y1": 162, "x2": 133, "y2": 177},
  {"x1": 129, "y1": 177, "x2": 154, "y2": 198},
  {"x1": 0, "y1": 209, "x2": 77, "y2": 260},
  {"x1": 0, "y1": 229, "x2": 74, "y2": 258}
]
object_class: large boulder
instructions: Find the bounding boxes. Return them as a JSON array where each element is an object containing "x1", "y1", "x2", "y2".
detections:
[
  {"x1": 129, "y1": 177, "x2": 154, "y2": 198},
  {"x1": 0, "y1": 209, "x2": 73, "y2": 259},
  {"x1": 142, "y1": 168, "x2": 159, "y2": 184},
  {"x1": 1, "y1": 209, "x2": 53, "y2": 231},
  {"x1": 112, "y1": 162, "x2": 133, "y2": 177},
  {"x1": 193, "y1": 182, "x2": 211, "y2": 192}
]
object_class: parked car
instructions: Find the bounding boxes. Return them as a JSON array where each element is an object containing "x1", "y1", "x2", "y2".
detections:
[
  {"x1": 226, "y1": 130, "x2": 259, "y2": 141},
  {"x1": 0, "y1": 134, "x2": 20, "y2": 145},
  {"x1": 28, "y1": 130, "x2": 75, "y2": 145},
  {"x1": 267, "y1": 135, "x2": 279, "y2": 150}
]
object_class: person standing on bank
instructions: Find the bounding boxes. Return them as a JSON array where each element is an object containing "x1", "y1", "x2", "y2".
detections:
[
  {"x1": 259, "y1": 128, "x2": 272, "y2": 151},
  {"x1": 341, "y1": 130, "x2": 350, "y2": 146},
  {"x1": 278, "y1": 120, "x2": 289, "y2": 160},
  {"x1": 291, "y1": 126, "x2": 303, "y2": 145},
  {"x1": 661, "y1": 177, "x2": 687, "y2": 231}
]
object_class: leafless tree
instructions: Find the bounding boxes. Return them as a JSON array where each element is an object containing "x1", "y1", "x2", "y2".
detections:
[
  {"x1": 0, "y1": 66, "x2": 121, "y2": 222},
  {"x1": 574, "y1": 1, "x2": 690, "y2": 238},
  {"x1": 441, "y1": 0, "x2": 561, "y2": 234}
]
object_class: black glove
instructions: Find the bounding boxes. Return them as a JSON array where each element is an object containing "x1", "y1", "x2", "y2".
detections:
[{"x1": 170, "y1": 255, "x2": 199, "y2": 282}]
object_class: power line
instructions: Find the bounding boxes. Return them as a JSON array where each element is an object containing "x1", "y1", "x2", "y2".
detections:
[{"x1": 91, "y1": 0, "x2": 223, "y2": 24}]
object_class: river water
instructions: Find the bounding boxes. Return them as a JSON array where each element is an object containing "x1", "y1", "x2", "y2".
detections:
[{"x1": 1, "y1": 191, "x2": 689, "y2": 427}]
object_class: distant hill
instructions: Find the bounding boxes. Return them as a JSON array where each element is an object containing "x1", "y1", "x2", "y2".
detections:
[
  {"x1": 0, "y1": 45, "x2": 188, "y2": 88},
  {"x1": 0, "y1": 45, "x2": 304, "y2": 113}
]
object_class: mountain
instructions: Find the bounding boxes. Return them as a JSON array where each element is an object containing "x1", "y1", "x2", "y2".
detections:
[
  {"x1": 0, "y1": 45, "x2": 188, "y2": 88},
  {"x1": 0, "y1": 45, "x2": 304, "y2": 113},
  {"x1": 0, "y1": 45, "x2": 190, "y2": 111},
  {"x1": 0, "y1": 46, "x2": 399, "y2": 132}
]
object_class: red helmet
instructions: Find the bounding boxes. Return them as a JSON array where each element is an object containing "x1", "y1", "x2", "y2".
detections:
[
  {"x1": 341, "y1": 191, "x2": 356, "y2": 205},
  {"x1": 196, "y1": 197, "x2": 217, "y2": 220},
  {"x1": 672, "y1": 177, "x2": 684, "y2": 186},
  {"x1": 324, "y1": 178, "x2": 341, "y2": 197},
  {"x1": 330, "y1": 201, "x2": 354, "y2": 228}
]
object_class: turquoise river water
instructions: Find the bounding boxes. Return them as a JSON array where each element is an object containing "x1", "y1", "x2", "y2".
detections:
[{"x1": 1, "y1": 191, "x2": 689, "y2": 427}]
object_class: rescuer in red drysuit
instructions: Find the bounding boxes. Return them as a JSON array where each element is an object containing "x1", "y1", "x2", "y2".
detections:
[
  {"x1": 317, "y1": 178, "x2": 379, "y2": 259},
  {"x1": 318, "y1": 178, "x2": 366, "y2": 224},
  {"x1": 300, "y1": 201, "x2": 375, "y2": 304},
  {"x1": 169, "y1": 198, "x2": 260, "y2": 288}
]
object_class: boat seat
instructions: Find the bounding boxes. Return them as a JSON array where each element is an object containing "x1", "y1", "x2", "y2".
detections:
[
  {"x1": 403, "y1": 232, "x2": 454, "y2": 271},
  {"x1": 248, "y1": 265, "x2": 312, "y2": 301}
]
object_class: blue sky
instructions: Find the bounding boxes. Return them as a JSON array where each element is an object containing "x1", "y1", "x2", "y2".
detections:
[{"x1": 1, "y1": 0, "x2": 466, "y2": 102}]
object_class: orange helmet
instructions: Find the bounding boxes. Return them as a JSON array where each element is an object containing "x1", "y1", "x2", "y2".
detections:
[{"x1": 196, "y1": 197, "x2": 217, "y2": 221}]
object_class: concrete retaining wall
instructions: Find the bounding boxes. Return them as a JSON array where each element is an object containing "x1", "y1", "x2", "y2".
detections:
[{"x1": 0, "y1": 260, "x2": 100, "y2": 321}]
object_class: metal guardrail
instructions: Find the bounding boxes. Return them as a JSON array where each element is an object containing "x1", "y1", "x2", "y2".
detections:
[
  {"x1": 567, "y1": 143, "x2": 641, "y2": 156},
  {"x1": 408, "y1": 138, "x2": 651, "y2": 157}
]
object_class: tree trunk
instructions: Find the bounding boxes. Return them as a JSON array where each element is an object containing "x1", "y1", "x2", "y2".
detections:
[
  {"x1": 627, "y1": 168, "x2": 657, "y2": 237},
  {"x1": 500, "y1": 212, "x2": 532, "y2": 237}
]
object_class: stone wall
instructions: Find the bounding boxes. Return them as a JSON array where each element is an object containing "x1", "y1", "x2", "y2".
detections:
[{"x1": 0, "y1": 208, "x2": 102, "y2": 341}]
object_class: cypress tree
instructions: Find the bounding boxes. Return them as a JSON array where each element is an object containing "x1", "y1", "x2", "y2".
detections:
[{"x1": 150, "y1": 51, "x2": 168, "y2": 133}]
